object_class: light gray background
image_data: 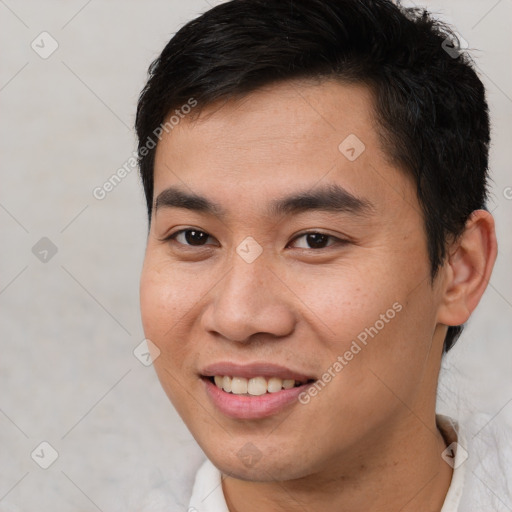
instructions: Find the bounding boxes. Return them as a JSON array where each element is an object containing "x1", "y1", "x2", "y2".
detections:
[{"x1": 0, "y1": 1, "x2": 511, "y2": 510}]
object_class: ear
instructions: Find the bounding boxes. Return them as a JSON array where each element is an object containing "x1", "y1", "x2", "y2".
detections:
[{"x1": 437, "y1": 209, "x2": 497, "y2": 327}]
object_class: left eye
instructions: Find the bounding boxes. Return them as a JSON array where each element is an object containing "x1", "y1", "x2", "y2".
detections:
[{"x1": 289, "y1": 232, "x2": 343, "y2": 249}]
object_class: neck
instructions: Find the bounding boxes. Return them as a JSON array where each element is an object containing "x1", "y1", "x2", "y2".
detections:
[{"x1": 222, "y1": 413, "x2": 453, "y2": 512}]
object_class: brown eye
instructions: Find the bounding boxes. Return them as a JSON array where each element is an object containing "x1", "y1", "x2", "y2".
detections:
[
  {"x1": 167, "y1": 229, "x2": 217, "y2": 247},
  {"x1": 290, "y1": 232, "x2": 343, "y2": 250}
]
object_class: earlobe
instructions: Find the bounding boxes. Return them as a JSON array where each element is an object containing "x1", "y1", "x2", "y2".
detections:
[{"x1": 437, "y1": 209, "x2": 497, "y2": 327}]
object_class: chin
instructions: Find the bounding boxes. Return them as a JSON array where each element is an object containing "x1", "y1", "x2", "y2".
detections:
[{"x1": 203, "y1": 443, "x2": 313, "y2": 482}]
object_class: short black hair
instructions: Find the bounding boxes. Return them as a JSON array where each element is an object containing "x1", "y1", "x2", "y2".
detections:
[{"x1": 135, "y1": 0, "x2": 491, "y2": 353}]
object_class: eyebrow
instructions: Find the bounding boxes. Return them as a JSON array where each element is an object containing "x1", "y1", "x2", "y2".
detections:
[{"x1": 154, "y1": 183, "x2": 374, "y2": 218}]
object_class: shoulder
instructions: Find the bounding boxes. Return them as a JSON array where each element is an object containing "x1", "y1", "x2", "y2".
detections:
[
  {"x1": 456, "y1": 412, "x2": 512, "y2": 511},
  {"x1": 188, "y1": 458, "x2": 230, "y2": 512},
  {"x1": 127, "y1": 456, "x2": 228, "y2": 512},
  {"x1": 125, "y1": 448, "x2": 207, "y2": 511}
]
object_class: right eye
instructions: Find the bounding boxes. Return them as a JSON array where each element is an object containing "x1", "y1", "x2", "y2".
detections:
[{"x1": 162, "y1": 228, "x2": 219, "y2": 247}]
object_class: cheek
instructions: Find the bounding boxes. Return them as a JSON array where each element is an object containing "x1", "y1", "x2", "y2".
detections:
[
  {"x1": 317, "y1": 278, "x2": 436, "y2": 412},
  {"x1": 139, "y1": 253, "x2": 218, "y2": 368},
  {"x1": 139, "y1": 256, "x2": 199, "y2": 411},
  {"x1": 139, "y1": 256, "x2": 191, "y2": 357},
  {"x1": 282, "y1": 261, "x2": 401, "y2": 348},
  {"x1": 140, "y1": 262, "x2": 175, "y2": 339},
  {"x1": 285, "y1": 256, "x2": 433, "y2": 389}
]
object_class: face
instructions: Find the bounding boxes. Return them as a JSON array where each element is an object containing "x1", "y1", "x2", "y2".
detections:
[{"x1": 139, "y1": 80, "x2": 448, "y2": 481}]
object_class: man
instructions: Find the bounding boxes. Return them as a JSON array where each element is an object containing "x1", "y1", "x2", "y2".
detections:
[{"x1": 135, "y1": 0, "x2": 511, "y2": 510}]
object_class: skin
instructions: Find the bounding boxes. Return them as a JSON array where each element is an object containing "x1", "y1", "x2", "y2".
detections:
[{"x1": 139, "y1": 79, "x2": 497, "y2": 512}]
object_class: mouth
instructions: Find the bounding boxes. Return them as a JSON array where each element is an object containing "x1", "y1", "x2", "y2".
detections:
[
  {"x1": 199, "y1": 362, "x2": 317, "y2": 419},
  {"x1": 203, "y1": 375, "x2": 315, "y2": 396}
]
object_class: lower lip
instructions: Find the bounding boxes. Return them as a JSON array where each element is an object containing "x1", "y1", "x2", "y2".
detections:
[{"x1": 202, "y1": 378, "x2": 313, "y2": 419}]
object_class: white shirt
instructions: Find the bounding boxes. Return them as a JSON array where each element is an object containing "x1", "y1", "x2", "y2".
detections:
[{"x1": 188, "y1": 414, "x2": 512, "y2": 512}]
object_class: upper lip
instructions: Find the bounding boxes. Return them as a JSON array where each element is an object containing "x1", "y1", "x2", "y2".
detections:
[{"x1": 200, "y1": 361, "x2": 316, "y2": 382}]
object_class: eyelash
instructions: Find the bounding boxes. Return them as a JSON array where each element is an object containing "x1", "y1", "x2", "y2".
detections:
[{"x1": 160, "y1": 228, "x2": 347, "y2": 250}]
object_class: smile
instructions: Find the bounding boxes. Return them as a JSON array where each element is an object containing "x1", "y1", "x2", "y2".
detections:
[
  {"x1": 199, "y1": 362, "x2": 317, "y2": 419},
  {"x1": 210, "y1": 375, "x2": 312, "y2": 395}
]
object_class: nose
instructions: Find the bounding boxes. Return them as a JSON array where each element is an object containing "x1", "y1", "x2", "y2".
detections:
[{"x1": 200, "y1": 252, "x2": 296, "y2": 344}]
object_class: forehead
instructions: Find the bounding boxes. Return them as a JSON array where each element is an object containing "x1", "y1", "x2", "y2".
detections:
[{"x1": 152, "y1": 79, "x2": 414, "y2": 215}]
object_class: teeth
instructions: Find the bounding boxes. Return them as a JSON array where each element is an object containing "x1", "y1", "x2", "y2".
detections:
[
  {"x1": 231, "y1": 377, "x2": 248, "y2": 394},
  {"x1": 247, "y1": 377, "x2": 267, "y2": 396},
  {"x1": 282, "y1": 379, "x2": 295, "y2": 389},
  {"x1": 267, "y1": 377, "x2": 283, "y2": 393},
  {"x1": 211, "y1": 375, "x2": 307, "y2": 395},
  {"x1": 222, "y1": 376, "x2": 232, "y2": 393}
]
